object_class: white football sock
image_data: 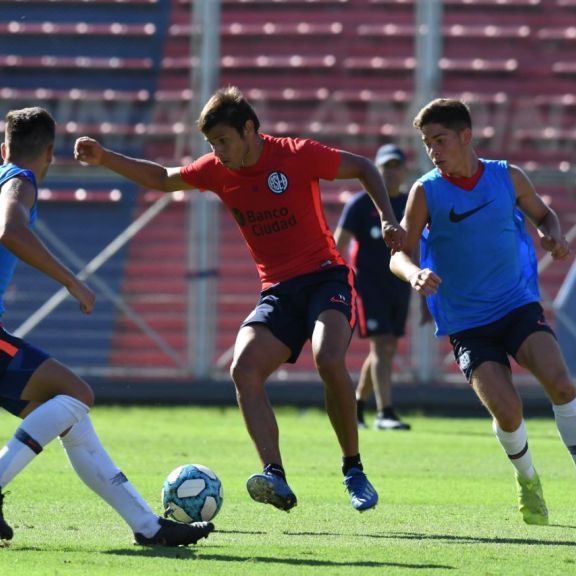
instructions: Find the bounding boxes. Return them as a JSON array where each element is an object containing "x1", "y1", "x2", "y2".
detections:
[
  {"x1": 0, "y1": 395, "x2": 89, "y2": 487},
  {"x1": 60, "y1": 415, "x2": 159, "y2": 537},
  {"x1": 553, "y1": 398, "x2": 576, "y2": 468},
  {"x1": 492, "y1": 419, "x2": 535, "y2": 479}
]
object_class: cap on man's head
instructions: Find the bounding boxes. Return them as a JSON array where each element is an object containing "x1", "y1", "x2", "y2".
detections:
[{"x1": 374, "y1": 143, "x2": 406, "y2": 167}]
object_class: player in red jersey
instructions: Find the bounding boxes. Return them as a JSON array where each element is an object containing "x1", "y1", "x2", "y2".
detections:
[{"x1": 75, "y1": 86, "x2": 405, "y2": 513}]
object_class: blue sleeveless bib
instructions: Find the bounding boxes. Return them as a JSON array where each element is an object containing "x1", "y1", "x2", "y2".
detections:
[{"x1": 419, "y1": 159, "x2": 538, "y2": 335}]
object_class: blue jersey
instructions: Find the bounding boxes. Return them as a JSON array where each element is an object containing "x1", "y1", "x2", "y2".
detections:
[
  {"x1": 0, "y1": 163, "x2": 39, "y2": 316},
  {"x1": 419, "y1": 159, "x2": 538, "y2": 336}
]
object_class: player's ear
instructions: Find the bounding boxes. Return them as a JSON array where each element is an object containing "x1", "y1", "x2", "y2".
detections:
[
  {"x1": 0, "y1": 143, "x2": 6, "y2": 161},
  {"x1": 460, "y1": 127, "x2": 473, "y2": 146},
  {"x1": 243, "y1": 119, "x2": 254, "y2": 136},
  {"x1": 45, "y1": 144, "x2": 54, "y2": 165}
]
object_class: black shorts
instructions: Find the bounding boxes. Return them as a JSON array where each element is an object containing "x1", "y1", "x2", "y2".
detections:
[
  {"x1": 449, "y1": 302, "x2": 555, "y2": 382},
  {"x1": 356, "y1": 282, "x2": 411, "y2": 338},
  {"x1": 0, "y1": 326, "x2": 50, "y2": 416},
  {"x1": 241, "y1": 265, "x2": 356, "y2": 363}
]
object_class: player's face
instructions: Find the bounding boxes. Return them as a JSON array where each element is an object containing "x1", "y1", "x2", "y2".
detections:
[
  {"x1": 420, "y1": 123, "x2": 469, "y2": 176},
  {"x1": 205, "y1": 123, "x2": 248, "y2": 170},
  {"x1": 379, "y1": 159, "x2": 406, "y2": 194}
]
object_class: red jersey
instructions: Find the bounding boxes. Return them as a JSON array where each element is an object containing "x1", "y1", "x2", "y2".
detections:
[{"x1": 180, "y1": 134, "x2": 345, "y2": 289}]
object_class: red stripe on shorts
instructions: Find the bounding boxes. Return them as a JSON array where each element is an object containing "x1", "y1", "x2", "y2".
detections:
[
  {"x1": 0, "y1": 339, "x2": 18, "y2": 357},
  {"x1": 346, "y1": 266, "x2": 357, "y2": 329}
]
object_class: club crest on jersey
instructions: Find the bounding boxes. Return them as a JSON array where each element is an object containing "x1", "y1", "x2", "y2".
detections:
[{"x1": 267, "y1": 171, "x2": 289, "y2": 194}]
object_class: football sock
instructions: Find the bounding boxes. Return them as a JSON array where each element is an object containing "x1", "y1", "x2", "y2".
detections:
[
  {"x1": 342, "y1": 454, "x2": 363, "y2": 475},
  {"x1": 492, "y1": 419, "x2": 535, "y2": 479},
  {"x1": 356, "y1": 399, "x2": 366, "y2": 423},
  {"x1": 60, "y1": 415, "x2": 159, "y2": 538},
  {"x1": 263, "y1": 463, "x2": 286, "y2": 480},
  {"x1": 379, "y1": 407, "x2": 396, "y2": 420},
  {"x1": 0, "y1": 395, "x2": 89, "y2": 487},
  {"x1": 552, "y1": 398, "x2": 576, "y2": 467}
]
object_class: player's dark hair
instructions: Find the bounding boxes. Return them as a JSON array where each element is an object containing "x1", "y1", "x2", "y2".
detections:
[
  {"x1": 197, "y1": 86, "x2": 260, "y2": 135},
  {"x1": 4, "y1": 107, "x2": 56, "y2": 162},
  {"x1": 413, "y1": 98, "x2": 472, "y2": 133}
]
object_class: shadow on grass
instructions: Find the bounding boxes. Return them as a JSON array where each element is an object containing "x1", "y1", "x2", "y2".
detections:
[
  {"x1": 214, "y1": 528, "x2": 267, "y2": 535},
  {"x1": 286, "y1": 529, "x2": 576, "y2": 546},
  {"x1": 380, "y1": 531, "x2": 576, "y2": 546},
  {"x1": 104, "y1": 548, "x2": 453, "y2": 569},
  {"x1": 104, "y1": 547, "x2": 200, "y2": 559}
]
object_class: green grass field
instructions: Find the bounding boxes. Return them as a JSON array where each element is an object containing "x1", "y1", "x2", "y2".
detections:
[{"x1": 0, "y1": 405, "x2": 574, "y2": 576}]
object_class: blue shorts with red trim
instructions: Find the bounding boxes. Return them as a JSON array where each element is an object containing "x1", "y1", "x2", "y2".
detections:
[
  {"x1": 241, "y1": 265, "x2": 357, "y2": 363},
  {"x1": 0, "y1": 325, "x2": 50, "y2": 416}
]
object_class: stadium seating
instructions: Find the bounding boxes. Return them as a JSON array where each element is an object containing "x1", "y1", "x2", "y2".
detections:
[
  {"x1": 2, "y1": 0, "x2": 575, "y2": 383},
  {"x1": 4, "y1": 186, "x2": 138, "y2": 368}
]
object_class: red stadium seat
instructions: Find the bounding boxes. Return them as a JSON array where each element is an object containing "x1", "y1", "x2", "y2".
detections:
[
  {"x1": 0, "y1": 0, "x2": 158, "y2": 4},
  {"x1": 343, "y1": 56, "x2": 416, "y2": 72},
  {"x1": 162, "y1": 54, "x2": 338, "y2": 72},
  {"x1": 0, "y1": 54, "x2": 153, "y2": 70},
  {"x1": 0, "y1": 87, "x2": 151, "y2": 103},
  {"x1": 0, "y1": 21, "x2": 156, "y2": 37},
  {"x1": 440, "y1": 57, "x2": 519, "y2": 73}
]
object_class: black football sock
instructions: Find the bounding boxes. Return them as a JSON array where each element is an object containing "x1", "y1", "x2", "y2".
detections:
[
  {"x1": 264, "y1": 463, "x2": 286, "y2": 480},
  {"x1": 356, "y1": 399, "x2": 366, "y2": 423},
  {"x1": 342, "y1": 454, "x2": 363, "y2": 475}
]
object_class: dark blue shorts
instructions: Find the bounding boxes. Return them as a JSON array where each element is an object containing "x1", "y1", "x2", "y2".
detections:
[
  {"x1": 449, "y1": 302, "x2": 555, "y2": 382},
  {"x1": 356, "y1": 281, "x2": 411, "y2": 338},
  {"x1": 241, "y1": 265, "x2": 357, "y2": 363},
  {"x1": 0, "y1": 326, "x2": 50, "y2": 416}
]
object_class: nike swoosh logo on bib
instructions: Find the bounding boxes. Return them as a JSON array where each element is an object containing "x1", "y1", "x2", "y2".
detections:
[{"x1": 449, "y1": 200, "x2": 494, "y2": 223}]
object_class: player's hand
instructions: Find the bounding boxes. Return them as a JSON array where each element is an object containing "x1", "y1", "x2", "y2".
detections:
[
  {"x1": 381, "y1": 222, "x2": 406, "y2": 252},
  {"x1": 74, "y1": 137, "x2": 105, "y2": 166},
  {"x1": 409, "y1": 268, "x2": 441, "y2": 296},
  {"x1": 67, "y1": 279, "x2": 96, "y2": 315},
  {"x1": 541, "y1": 234, "x2": 570, "y2": 260}
]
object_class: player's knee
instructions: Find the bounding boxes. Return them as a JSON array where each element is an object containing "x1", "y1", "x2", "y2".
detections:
[
  {"x1": 314, "y1": 349, "x2": 344, "y2": 379},
  {"x1": 230, "y1": 357, "x2": 262, "y2": 390},
  {"x1": 74, "y1": 384, "x2": 95, "y2": 408},
  {"x1": 492, "y1": 403, "x2": 523, "y2": 431}
]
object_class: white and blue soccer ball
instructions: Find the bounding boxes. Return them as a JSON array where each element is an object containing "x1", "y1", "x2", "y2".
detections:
[{"x1": 162, "y1": 463, "x2": 224, "y2": 523}]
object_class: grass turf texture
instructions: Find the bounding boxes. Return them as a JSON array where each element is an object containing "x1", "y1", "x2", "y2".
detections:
[{"x1": 0, "y1": 406, "x2": 575, "y2": 576}]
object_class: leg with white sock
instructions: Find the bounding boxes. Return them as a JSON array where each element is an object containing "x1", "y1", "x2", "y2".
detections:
[
  {"x1": 0, "y1": 394, "x2": 89, "y2": 488},
  {"x1": 509, "y1": 329, "x2": 576, "y2": 525},
  {"x1": 0, "y1": 394, "x2": 89, "y2": 540},
  {"x1": 0, "y1": 352, "x2": 96, "y2": 540},
  {"x1": 553, "y1": 398, "x2": 576, "y2": 467},
  {"x1": 492, "y1": 419, "x2": 535, "y2": 479},
  {"x1": 515, "y1": 331, "x2": 576, "y2": 465},
  {"x1": 60, "y1": 415, "x2": 215, "y2": 546},
  {"x1": 469, "y1": 360, "x2": 548, "y2": 524},
  {"x1": 59, "y1": 415, "x2": 160, "y2": 538}
]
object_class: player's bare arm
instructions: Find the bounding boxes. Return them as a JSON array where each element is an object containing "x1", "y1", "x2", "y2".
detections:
[
  {"x1": 336, "y1": 150, "x2": 405, "y2": 251},
  {"x1": 74, "y1": 137, "x2": 188, "y2": 193},
  {"x1": 390, "y1": 181, "x2": 441, "y2": 296},
  {"x1": 510, "y1": 165, "x2": 570, "y2": 260},
  {"x1": 0, "y1": 177, "x2": 95, "y2": 314}
]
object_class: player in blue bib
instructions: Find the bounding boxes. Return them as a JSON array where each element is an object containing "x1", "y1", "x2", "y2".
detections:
[
  {"x1": 0, "y1": 107, "x2": 213, "y2": 546},
  {"x1": 391, "y1": 98, "x2": 573, "y2": 526}
]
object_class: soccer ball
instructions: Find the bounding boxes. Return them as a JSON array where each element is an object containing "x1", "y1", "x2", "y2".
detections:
[{"x1": 162, "y1": 463, "x2": 223, "y2": 523}]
